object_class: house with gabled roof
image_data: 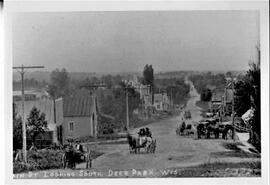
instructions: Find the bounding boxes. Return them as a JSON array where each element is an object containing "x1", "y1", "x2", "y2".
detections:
[
  {"x1": 14, "y1": 91, "x2": 114, "y2": 145},
  {"x1": 62, "y1": 94, "x2": 98, "y2": 142}
]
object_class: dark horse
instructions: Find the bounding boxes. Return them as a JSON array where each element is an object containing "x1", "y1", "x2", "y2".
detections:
[
  {"x1": 62, "y1": 145, "x2": 76, "y2": 169},
  {"x1": 206, "y1": 124, "x2": 220, "y2": 139},
  {"x1": 127, "y1": 133, "x2": 153, "y2": 154},
  {"x1": 221, "y1": 124, "x2": 234, "y2": 140},
  {"x1": 62, "y1": 144, "x2": 92, "y2": 169}
]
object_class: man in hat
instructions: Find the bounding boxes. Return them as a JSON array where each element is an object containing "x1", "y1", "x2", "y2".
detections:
[{"x1": 75, "y1": 140, "x2": 84, "y2": 153}]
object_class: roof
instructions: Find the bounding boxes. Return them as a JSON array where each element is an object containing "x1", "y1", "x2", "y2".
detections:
[
  {"x1": 14, "y1": 98, "x2": 63, "y2": 130},
  {"x1": 241, "y1": 108, "x2": 254, "y2": 124},
  {"x1": 63, "y1": 95, "x2": 95, "y2": 117}
]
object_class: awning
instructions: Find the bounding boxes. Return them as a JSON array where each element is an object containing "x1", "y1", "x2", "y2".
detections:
[{"x1": 241, "y1": 108, "x2": 254, "y2": 124}]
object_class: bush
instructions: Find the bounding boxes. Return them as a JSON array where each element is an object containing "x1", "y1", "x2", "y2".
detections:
[
  {"x1": 13, "y1": 162, "x2": 28, "y2": 174},
  {"x1": 200, "y1": 88, "x2": 212, "y2": 101},
  {"x1": 13, "y1": 149, "x2": 64, "y2": 174}
]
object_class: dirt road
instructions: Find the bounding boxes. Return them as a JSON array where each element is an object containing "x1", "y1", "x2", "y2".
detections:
[
  {"x1": 76, "y1": 78, "x2": 259, "y2": 172},
  {"x1": 15, "y1": 78, "x2": 260, "y2": 178}
]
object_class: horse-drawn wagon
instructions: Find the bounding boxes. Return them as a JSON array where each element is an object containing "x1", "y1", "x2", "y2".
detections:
[
  {"x1": 176, "y1": 122, "x2": 195, "y2": 136},
  {"x1": 62, "y1": 143, "x2": 93, "y2": 169},
  {"x1": 196, "y1": 119, "x2": 234, "y2": 140},
  {"x1": 184, "y1": 110, "x2": 192, "y2": 119},
  {"x1": 127, "y1": 128, "x2": 157, "y2": 154}
]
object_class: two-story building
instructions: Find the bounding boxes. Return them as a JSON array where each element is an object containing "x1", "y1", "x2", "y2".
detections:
[
  {"x1": 210, "y1": 88, "x2": 233, "y2": 116},
  {"x1": 153, "y1": 93, "x2": 170, "y2": 111}
]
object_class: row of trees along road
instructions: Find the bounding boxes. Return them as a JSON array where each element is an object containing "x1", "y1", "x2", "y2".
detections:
[
  {"x1": 154, "y1": 78, "x2": 190, "y2": 105},
  {"x1": 189, "y1": 72, "x2": 227, "y2": 102}
]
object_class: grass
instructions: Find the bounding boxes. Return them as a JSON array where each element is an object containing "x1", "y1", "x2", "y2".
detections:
[
  {"x1": 162, "y1": 161, "x2": 261, "y2": 177},
  {"x1": 210, "y1": 142, "x2": 260, "y2": 159},
  {"x1": 162, "y1": 141, "x2": 261, "y2": 177}
]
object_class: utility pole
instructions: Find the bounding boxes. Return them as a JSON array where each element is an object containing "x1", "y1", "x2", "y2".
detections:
[
  {"x1": 13, "y1": 65, "x2": 44, "y2": 163},
  {"x1": 223, "y1": 87, "x2": 227, "y2": 120},
  {"x1": 170, "y1": 87, "x2": 174, "y2": 110},
  {"x1": 231, "y1": 78, "x2": 235, "y2": 141},
  {"x1": 126, "y1": 88, "x2": 129, "y2": 131},
  {"x1": 124, "y1": 84, "x2": 135, "y2": 132}
]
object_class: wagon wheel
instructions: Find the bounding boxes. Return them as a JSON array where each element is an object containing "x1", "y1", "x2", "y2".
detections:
[{"x1": 153, "y1": 140, "x2": 157, "y2": 153}]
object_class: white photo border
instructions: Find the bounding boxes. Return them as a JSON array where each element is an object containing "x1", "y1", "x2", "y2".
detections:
[{"x1": 3, "y1": 1, "x2": 269, "y2": 185}]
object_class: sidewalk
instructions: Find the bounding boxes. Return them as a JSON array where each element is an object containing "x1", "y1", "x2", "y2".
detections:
[{"x1": 235, "y1": 132, "x2": 260, "y2": 154}]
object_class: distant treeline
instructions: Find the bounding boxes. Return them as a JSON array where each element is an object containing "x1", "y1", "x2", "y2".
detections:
[
  {"x1": 155, "y1": 78, "x2": 190, "y2": 105},
  {"x1": 189, "y1": 72, "x2": 227, "y2": 101},
  {"x1": 72, "y1": 75, "x2": 123, "y2": 89},
  {"x1": 13, "y1": 78, "x2": 48, "y2": 91}
]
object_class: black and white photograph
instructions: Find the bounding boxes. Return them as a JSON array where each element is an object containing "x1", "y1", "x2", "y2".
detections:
[{"x1": 2, "y1": 1, "x2": 269, "y2": 184}]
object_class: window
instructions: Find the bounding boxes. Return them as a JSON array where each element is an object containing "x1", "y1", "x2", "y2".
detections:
[{"x1": 69, "y1": 121, "x2": 74, "y2": 132}]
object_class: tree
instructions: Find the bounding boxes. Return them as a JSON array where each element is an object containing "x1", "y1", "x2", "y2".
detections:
[
  {"x1": 13, "y1": 103, "x2": 23, "y2": 151},
  {"x1": 226, "y1": 71, "x2": 232, "y2": 77},
  {"x1": 200, "y1": 88, "x2": 212, "y2": 101},
  {"x1": 101, "y1": 75, "x2": 113, "y2": 88},
  {"x1": 98, "y1": 83, "x2": 142, "y2": 130},
  {"x1": 234, "y1": 80, "x2": 252, "y2": 116},
  {"x1": 143, "y1": 64, "x2": 154, "y2": 103},
  {"x1": 49, "y1": 68, "x2": 70, "y2": 98},
  {"x1": 26, "y1": 107, "x2": 48, "y2": 144},
  {"x1": 246, "y1": 46, "x2": 260, "y2": 150},
  {"x1": 233, "y1": 46, "x2": 260, "y2": 151},
  {"x1": 47, "y1": 68, "x2": 70, "y2": 124}
]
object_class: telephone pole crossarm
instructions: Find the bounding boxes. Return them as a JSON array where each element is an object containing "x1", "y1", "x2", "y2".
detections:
[{"x1": 13, "y1": 66, "x2": 44, "y2": 69}]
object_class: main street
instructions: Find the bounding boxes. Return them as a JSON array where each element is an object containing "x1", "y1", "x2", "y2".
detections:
[
  {"x1": 77, "y1": 78, "x2": 258, "y2": 172},
  {"x1": 15, "y1": 78, "x2": 260, "y2": 178}
]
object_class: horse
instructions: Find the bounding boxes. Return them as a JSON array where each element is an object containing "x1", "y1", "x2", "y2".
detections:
[
  {"x1": 62, "y1": 145, "x2": 76, "y2": 169},
  {"x1": 206, "y1": 124, "x2": 219, "y2": 139},
  {"x1": 176, "y1": 121, "x2": 186, "y2": 136},
  {"x1": 62, "y1": 144, "x2": 93, "y2": 169},
  {"x1": 221, "y1": 124, "x2": 234, "y2": 140},
  {"x1": 127, "y1": 133, "x2": 153, "y2": 154},
  {"x1": 197, "y1": 123, "x2": 207, "y2": 139}
]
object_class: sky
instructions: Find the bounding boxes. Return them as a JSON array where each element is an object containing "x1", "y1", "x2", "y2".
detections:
[{"x1": 12, "y1": 11, "x2": 259, "y2": 73}]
